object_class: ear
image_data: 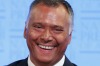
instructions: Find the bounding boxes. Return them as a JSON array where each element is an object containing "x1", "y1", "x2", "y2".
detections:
[
  {"x1": 67, "y1": 33, "x2": 72, "y2": 44},
  {"x1": 24, "y1": 27, "x2": 27, "y2": 39}
]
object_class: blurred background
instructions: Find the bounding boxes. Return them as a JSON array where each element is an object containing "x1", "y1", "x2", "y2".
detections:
[{"x1": 0, "y1": 0, "x2": 100, "y2": 66}]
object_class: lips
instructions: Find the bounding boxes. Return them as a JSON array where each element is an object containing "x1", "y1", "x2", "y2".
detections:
[{"x1": 38, "y1": 44, "x2": 54, "y2": 50}]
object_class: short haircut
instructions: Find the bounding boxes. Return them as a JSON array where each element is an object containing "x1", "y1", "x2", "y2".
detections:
[
  {"x1": 26, "y1": 0, "x2": 74, "y2": 34},
  {"x1": 30, "y1": 0, "x2": 74, "y2": 19}
]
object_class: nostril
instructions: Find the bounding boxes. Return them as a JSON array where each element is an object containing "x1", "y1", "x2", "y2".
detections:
[
  {"x1": 40, "y1": 35, "x2": 53, "y2": 43},
  {"x1": 45, "y1": 40, "x2": 52, "y2": 43},
  {"x1": 41, "y1": 37, "x2": 53, "y2": 43}
]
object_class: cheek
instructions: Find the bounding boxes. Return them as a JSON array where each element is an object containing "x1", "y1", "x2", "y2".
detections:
[
  {"x1": 28, "y1": 30, "x2": 41, "y2": 40},
  {"x1": 26, "y1": 30, "x2": 41, "y2": 48},
  {"x1": 55, "y1": 33, "x2": 68, "y2": 44},
  {"x1": 26, "y1": 30, "x2": 41, "y2": 53},
  {"x1": 55, "y1": 34, "x2": 69, "y2": 52}
]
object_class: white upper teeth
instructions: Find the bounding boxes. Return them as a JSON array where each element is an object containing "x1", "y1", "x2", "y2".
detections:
[{"x1": 38, "y1": 45, "x2": 54, "y2": 50}]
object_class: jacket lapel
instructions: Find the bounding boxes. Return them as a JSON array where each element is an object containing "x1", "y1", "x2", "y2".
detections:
[
  {"x1": 18, "y1": 58, "x2": 28, "y2": 66},
  {"x1": 63, "y1": 56, "x2": 75, "y2": 66}
]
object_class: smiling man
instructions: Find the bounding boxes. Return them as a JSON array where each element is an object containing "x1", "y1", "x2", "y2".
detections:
[{"x1": 8, "y1": 0, "x2": 76, "y2": 66}]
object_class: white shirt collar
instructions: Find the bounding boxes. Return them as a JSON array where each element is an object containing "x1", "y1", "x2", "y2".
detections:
[
  {"x1": 28, "y1": 55, "x2": 65, "y2": 66},
  {"x1": 54, "y1": 55, "x2": 65, "y2": 66},
  {"x1": 28, "y1": 56, "x2": 35, "y2": 66}
]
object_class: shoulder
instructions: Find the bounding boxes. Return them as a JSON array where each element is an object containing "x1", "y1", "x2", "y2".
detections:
[
  {"x1": 64, "y1": 56, "x2": 77, "y2": 66},
  {"x1": 72, "y1": 63, "x2": 77, "y2": 66},
  {"x1": 7, "y1": 58, "x2": 28, "y2": 66},
  {"x1": 7, "y1": 60, "x2": 24, "y2": 66}
]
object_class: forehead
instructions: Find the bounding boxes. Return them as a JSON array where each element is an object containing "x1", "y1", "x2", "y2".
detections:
[{"x1": 28, "y1": 4, "x2": 71, "y2": 26}]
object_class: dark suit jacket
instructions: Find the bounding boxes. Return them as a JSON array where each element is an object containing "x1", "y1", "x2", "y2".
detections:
[{"x1": 7, "y1": 56, "x2": 77, "y2": 66}]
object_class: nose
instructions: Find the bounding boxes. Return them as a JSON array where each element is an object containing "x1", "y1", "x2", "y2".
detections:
[{"x1": 40, "y1": 29, "x2": 53, "y2": 43}]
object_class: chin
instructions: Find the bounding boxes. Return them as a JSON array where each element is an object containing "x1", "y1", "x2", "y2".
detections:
[{"x1": 37, "y1": 54, "x2": 54, "y2": 62}]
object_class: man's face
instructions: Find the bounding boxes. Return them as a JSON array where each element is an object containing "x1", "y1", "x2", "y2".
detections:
[{"x1": 24, "y1": 4, "x2": 72, "y2": 65}]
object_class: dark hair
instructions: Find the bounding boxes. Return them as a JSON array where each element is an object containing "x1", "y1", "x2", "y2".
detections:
[{"x1": 30, "y1": 0, "x2": 74, "y2": 17}]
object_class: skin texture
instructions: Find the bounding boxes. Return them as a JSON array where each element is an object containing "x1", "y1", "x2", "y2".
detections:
[{"x1": 24, "y1": 3, "x2": 72, "y2": 66}]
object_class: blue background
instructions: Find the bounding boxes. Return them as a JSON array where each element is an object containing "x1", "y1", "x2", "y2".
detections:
[{"x1": 0, "y1": 0, "x2": 100, "y2": 66}]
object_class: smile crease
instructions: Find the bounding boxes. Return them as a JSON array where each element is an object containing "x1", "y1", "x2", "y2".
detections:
[{"x1": 38, "y1": 45, "x2": 54, "y2": 50}]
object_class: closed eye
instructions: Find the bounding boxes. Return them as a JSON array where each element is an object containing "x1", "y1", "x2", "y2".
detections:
[
  {"x1": 52, "y1": 26, "x2": 64, "y2": 33},
  {"x1": 54, "y1": 28, "x2": 64, "y2": 31},
  {"x1": 32, "y1": 23, "x2": 43, "y2": 29}
]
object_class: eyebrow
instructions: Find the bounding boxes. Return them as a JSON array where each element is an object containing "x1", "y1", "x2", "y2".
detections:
[{"x1": 32, "y1": 22, "x2": 43, "y2": 25}]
